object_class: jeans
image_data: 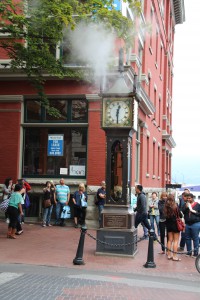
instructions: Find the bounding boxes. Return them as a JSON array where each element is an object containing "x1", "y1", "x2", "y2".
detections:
[
  {"x1": 135, "y1": 213, "x2": 151, "y2": 231},
  {"x1": 150, "y1": 215, "x2": 160, "y2": 235},
  {"x1": 141, "y1": 222, "x2": 148, "y2": 237},
  {"x1": 185, "y1": 222, "x2": 200, "y2": 256},
  {"x1": 179, "y1": 231, "x2": 186, "y2": 248},
  {"x1": 43, "y1": 205, "x2": 53, "y2": 225},
  {"x1": 55, "y1": 202, "x2": 65, "y2": 224},
  {"x1": 98, "y1": 204, "x2": 104, "y2": 227}
]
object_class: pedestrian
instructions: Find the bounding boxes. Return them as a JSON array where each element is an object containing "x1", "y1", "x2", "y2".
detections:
[
  {"x1": 158, "y1": 192, "x2": 168, "y2": 254},
  {"x1": 134, "y1": 185, "x2": 151, "y2": 237},
  {"x1": 182, "y1": 193, "x2": 200, "y2": 257},
  {"x1": 178, "y1": 191, "x2": 190, "y2": 251},
  {"x1": 72, "y1": 183, "x2": 87, "y2": 228},
  {"x1": 55, "y1": 178, "x2": 70, "y2": 226},
  {"x1": 6, "y1": 184, "x2": 24, "y2": 239},
  {"x1": 96, "y1": 181, "x2": 106, "y2": 227},
  {"x1": 149, "y1": 192, "x2": 160, "y2": 236},
  {"x1": 164, "y1": 194, "x2": 182, "y2": 261},
  {"x1": 42, "y1": 181, "x2": 56, "y2": 227},
  {"x1": 2, "y1": 177, "x2": 14, "y2": 223},
  {"x1": 17, "y1": 178, "x2": 31, "y2": 223}
]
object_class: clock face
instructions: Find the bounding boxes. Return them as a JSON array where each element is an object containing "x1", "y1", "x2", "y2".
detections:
[{"x1": 103, "y1": 99, "x2": 132, "y2": 127}]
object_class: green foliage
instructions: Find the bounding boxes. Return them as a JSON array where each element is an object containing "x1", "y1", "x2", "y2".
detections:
[{"x1": 0, "y1": 0, "x2": 141, "y2": 116}]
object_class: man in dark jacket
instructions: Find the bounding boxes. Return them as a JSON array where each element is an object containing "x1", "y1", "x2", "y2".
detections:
[
  {"x1": 182, "y1": 193, "x2": 200, "y2": 257},
  {"x1": 134, "y1": 185, "x2": 151, "y2": 234},
  {"x1": 178, "y1": 190, "x2": 190, "y2": 251},
  {"x1": 96, "y1": 181, "x2": 106, "y2": 227}
]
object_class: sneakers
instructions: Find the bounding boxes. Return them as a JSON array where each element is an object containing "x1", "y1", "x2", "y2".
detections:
[
  {"x1": 47, "y1": 224, "x2": 52, "y2": 227},
  {"x1": 177, "y1": 247, "x2": 184, "y2": 251},
  {"x1": 15, "y1": 230, "x2": 23, "y2": 235},
  {"x1": 42, "y1": 224, "x2": 46, "y2": 227},
  {"x1": 139, "y1": 236, "x2": 148, "y2": 241}
]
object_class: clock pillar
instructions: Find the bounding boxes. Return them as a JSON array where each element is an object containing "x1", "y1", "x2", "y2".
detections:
[{"x1": 96, "y1": 89, "x2": 139, "y2": 256}]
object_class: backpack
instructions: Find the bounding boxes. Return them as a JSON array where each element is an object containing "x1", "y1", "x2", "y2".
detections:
[{"x1": 24, "y1": 193, "x2": 31, "y2": 208}]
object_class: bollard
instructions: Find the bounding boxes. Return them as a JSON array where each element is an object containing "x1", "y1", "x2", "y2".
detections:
[
  {"x1": 143, "y1": 229, "x2": 156, "y2": 268},
  {"x1": 73, "y1": 225, "x2": 87, "y2": 265}
]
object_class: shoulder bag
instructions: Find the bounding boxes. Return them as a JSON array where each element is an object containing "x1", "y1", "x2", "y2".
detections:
[
  {"x1": 81, "y1": 194, "x2": 88, "y2": 208},
  {"x1": 175, "y1": 208, "x2": 185, "y2": 232},
  {"x1": 0, "y1": 198, "x2": 10, "y2": 212},
  {"x1": 43, "y1": 199, "x2": 51, "y2": 208}
]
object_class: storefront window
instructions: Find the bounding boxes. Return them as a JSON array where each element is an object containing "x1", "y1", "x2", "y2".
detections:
[
  {"x1": 23, "y1": 127, "x2": 87, "y2": 177},
  {"x1": 46, "y1": 100, "x2": 68, "y2": 121},
  {"x1": 71, "y1": 100, "x2": 87, "y2": 121},
  {"x1": 26, "y1": 100, "x2": 41, "y2": 122},
  {"x1": 25, "y1": 99, "x2": 87, "y2": 123}
]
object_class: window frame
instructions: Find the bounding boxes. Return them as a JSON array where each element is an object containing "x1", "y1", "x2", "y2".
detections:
[{"x1": 22, "y1": 97, "x2": 88, "y2": 178}]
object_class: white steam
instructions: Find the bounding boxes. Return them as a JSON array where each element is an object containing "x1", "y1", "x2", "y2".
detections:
[{"x1": 65, "y1": 22, "x2": 116, "y2": 78}]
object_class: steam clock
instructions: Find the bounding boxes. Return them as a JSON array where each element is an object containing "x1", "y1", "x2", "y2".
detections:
[{"x1": 96, "y1": 63, "x2": 139, "y2": 256}]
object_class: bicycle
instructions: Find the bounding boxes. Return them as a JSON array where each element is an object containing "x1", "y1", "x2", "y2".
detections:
[{"x1": 195, "y1": 254, "x2": 200, "y2": 273}]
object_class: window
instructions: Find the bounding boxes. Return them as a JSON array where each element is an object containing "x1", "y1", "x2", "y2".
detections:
[
  {"x1": 160, "y1": 44, "x2": 163, "y2": 76},
  {"x1": 158, "y1": 145, "x2": 160, "y2": 177},
  {"x1": 147, "y1": 136, "x2": 150, "y2": 175},
  {"x1": 135, "y1": 126, "x2": 140, "y2": 182},
  {"x1": 23, "y1": 127, "x2": 87, "y2": 177},
  {"x1": 23, "y1": 98, "x2": 88, "y2": 177},
  {"x1": 155, "y1": 29, "x2": 159, "y2": 64},
  {"x1": 25, "y1": 99, "x2": 87, "y2": 123},
  {"x1": 153, "y1": 141, "x2": 156, "y2": 175}
]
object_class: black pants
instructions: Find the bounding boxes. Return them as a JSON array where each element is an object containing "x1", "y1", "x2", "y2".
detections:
[
  {"x1": 159, "y1": 221, "x2": 167, "y2": 251},
  {"x1": 74, "y1": 206, "x2": 86, "y2": 225},
  {"x1": 135, "y1": 212, "x2": 151, "y2": 230},
  {"x1": 7, "y1": 206, "x2": 18, "y2": 229}
]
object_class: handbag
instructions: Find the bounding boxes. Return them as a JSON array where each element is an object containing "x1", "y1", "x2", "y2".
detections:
[
  {"x1": 81, "y1": 194, "x2": 88, "y2": 208},
  {"x1": 0, "y1": 198, "x2": 10, "y2": 212},
  {"x1": 61, "y1": 205, "x2": 71, "y2": 219},
  {"x1": 24, "y1": 193, "x2": 31, "y2": 208},
  {"x1": 176, "y1": 209, "x2": 185, "y2": 231},
  {"x1": 43, "y1": 199, "x2": 51, "y2": 208}
]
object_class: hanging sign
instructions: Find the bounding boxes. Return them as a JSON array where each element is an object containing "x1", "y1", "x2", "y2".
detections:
[{"x1": 47, "y1": 134, "x2": 64, "y2": 156}]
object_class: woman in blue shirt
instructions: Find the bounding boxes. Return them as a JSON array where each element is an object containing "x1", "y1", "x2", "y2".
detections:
[{"x1": 7, "y1": 184, "x2": 24, "y2": 239}]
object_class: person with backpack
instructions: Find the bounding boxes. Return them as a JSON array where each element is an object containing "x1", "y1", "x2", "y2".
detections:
[
  {"x1": 96, "y1": 181, "x2": 106, "y2": 227},
  {"x1": 2, "y1": 177, "x2": 14, "y2": 223},
  {"x1": 6, "y1": 184, "x2": 24, "y2": 239}
]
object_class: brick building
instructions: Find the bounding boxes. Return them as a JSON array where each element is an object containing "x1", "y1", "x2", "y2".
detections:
[{"x1": 0, "y1": 1, "x2": 185, "y2": 227}]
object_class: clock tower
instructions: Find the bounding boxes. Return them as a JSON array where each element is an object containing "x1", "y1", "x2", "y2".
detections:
[{"x1": 96, "y1": 51, "x2": 139, "y2": 256}]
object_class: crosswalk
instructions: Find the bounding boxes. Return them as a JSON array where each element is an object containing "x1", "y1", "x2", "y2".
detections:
[{"x1": 0, "y1": 272, "x2": 23, "y2": 286}]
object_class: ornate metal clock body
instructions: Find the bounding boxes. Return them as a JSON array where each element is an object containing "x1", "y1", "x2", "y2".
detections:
[{"x1": 102, "y1": 98, "x2": 133, "y2": 128}]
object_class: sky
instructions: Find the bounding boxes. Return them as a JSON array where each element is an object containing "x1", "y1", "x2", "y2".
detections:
[{"x1": 172, "y1": 0, "x2": 200, "y2": 185}]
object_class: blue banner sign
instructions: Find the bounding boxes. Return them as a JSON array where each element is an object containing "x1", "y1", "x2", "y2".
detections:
[{"x1": 48, "y1": 134, "x2": 64, "y2": 156}]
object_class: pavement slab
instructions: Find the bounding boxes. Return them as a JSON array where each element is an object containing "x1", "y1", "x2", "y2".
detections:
[{"x1": 0, "y1": 220, "x2": 200, "y2": 300}]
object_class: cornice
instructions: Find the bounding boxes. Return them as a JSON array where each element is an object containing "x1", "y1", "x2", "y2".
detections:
[
  {"x1": 138, "y1": 86, "x2": 155, "y2": 116},
  {"x1": 162, "y1": 131, "x2": 176, "y2": 148}
]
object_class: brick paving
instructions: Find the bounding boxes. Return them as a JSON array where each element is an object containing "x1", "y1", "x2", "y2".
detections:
[{"x1": 0, "y1": 220, "x2": 200, "y2": 299}]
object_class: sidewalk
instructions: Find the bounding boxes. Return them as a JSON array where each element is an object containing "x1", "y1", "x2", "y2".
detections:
[{"x1": 0, "y1": 220, "x2": 199, "y2": 280}]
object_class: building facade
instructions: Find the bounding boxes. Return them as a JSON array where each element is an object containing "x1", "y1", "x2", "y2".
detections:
[{"x1": 0, "y1": 0, "x2": 185, "y2": 227}]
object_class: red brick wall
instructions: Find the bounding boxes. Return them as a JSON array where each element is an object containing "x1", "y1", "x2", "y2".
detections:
[
  {"x1": 87, "y1": 100, "x2": 106, "y2": 186},
  {"x1": 0, "y1": 102, "x2": 21, "y2": 182}
]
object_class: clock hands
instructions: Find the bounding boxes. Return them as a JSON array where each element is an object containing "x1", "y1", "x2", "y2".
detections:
[{"x1": 116, "y1": 105, "x2": 121, "y2": 124}]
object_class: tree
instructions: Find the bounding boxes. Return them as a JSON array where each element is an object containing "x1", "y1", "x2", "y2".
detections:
[{"x1": 0, "y1": 0, "x2": 141, "y2": 115}]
